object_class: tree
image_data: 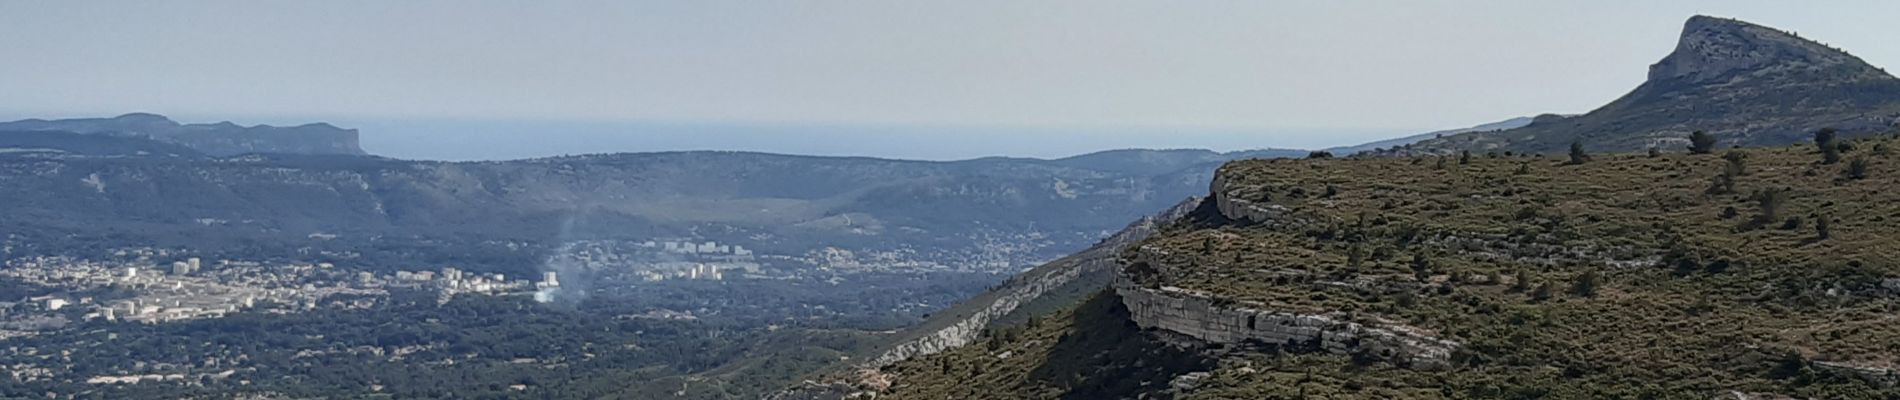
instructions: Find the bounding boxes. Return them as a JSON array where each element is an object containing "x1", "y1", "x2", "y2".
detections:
[
  {"x1": 1815, "y1": 214, "x2": 1831, "y2": 240},
  {"x1": 1307, "y1": 150, "x2": 1334, "y2": 159},
  {"x1": 1567, "y1": 141, "x2": 1589, "y2": 165},
  {"x1": 1345, "y1": 244, "x2": 1366, "y2": 274},
  {"x1": 1510, "y1": 269, "x2": 1531, "y2": 292},
  {"x1": 1748, "y1": 188, "x2": 1789, "y2": 229},
  {"x1": 1410, "y1": 253, "x2": 1433, "y2": 282},
  {"x1": 1459, "y1": 150, "x2": 1473, "y2": 165},
  {"x1": 1688, "y1": 131, "x2": 1717, "y2": 154},
  {"x1": 1570, "y1": 270, "x2": 1600, "y2": 298},
  {"x1": 1815, "y1": 128, "x2": 1838, "y2": 150},
  {"x1": 1816, "y1": 128, "x2": 1842, "y2": 164},
  {"x1": 1722, "y1": 151, "x2": 1747, "y2": 176}
]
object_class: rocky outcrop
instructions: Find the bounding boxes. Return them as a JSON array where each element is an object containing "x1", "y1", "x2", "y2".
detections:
[
  {"x1": 1813, "y1": 361, "x2": 1899, "y2": 388},
  {"x1": 0, "y1": 113, "x2": 366, "y2": 156},
  {"x1": 1114, "y1": 280, "x2": 1457, "y2": 368},
  {"x1": 867, "y1": 255, "x2": 1115, "y2": 367},
  {"x1": 866, "y1": 197, "x2": 1201, "y2": 367},
  {"x1": 1113, "y1": 170, "x2": 1462, "y2": 368},
  {"x1": 1381, "y1": 15, "x2": 1900, "y2": 155}
]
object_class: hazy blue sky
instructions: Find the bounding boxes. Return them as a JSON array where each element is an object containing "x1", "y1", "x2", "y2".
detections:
[{"x1": 3, "y1": 1, "x2": 1898, "y2": 160}]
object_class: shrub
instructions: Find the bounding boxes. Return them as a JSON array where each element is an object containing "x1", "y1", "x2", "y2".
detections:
[
  {"x1": 1459, "y1": 151, "x2": 1473, "y2": 165},
  {"x1": 1689, "y1": 131, "x2": 1717, "y2": 154},
  {"x1": 1648, "y1": 147, "x2": 1662, "y2": 158},
  {"x1": 1723, "y1": 151, "x2": 1747, "y2": 176},
  {"x1": 1529, "y1": 282, "x2": 1554, "y2": 302},
  {"x1": 1816, "y1": 214, "x2": 1831, "y2": 240},
  {"x1": 1307, "y1": 151, "x2": 1334, "y2": 159},
  {"x1": 1570, "y1": 270, "x2": 1601, "y2": 298},
  {"x1": 1746, "y1": 188, "x2": 1789, "y2": 229},
  {"x1": 1707, "y1": 173, "x2": 1736, "y2": 195},
  {"x1": 1567, "y1": 141, "x2": 1589, "y2": 165},
  {"x1": 1846, "y1": 157, "x2": 1870, "y2": 180},
  {"x1": 1779, "y1": 216, "x2": 1802, "y2": 230}
]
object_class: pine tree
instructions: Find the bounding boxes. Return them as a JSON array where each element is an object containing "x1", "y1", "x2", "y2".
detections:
[
  {"x1": 1410, "y1": 253, "x2": 1433, "y2": 282},
  {"x1": 1817, "y1": 128, "x2": 1842, "y2": 164},
  {"x1": 1688, "y1": 131, "x2": 1717, "y2": 154},
  {"x1": 1816, "y1": 214, "x2": 1832, "y2": 240},
  {"x1": 1567, "y1": 141, "x2": 1589, "y2": 165}
]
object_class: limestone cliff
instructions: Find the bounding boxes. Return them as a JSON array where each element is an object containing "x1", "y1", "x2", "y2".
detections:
[{"x1": 1389, "y1": 15, "x2": 1900, "y2": 155}]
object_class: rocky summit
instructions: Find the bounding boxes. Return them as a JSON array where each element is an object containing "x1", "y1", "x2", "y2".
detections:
[{"x1": 1390, "y1": 16, "x2": 1900, "y2": 155}]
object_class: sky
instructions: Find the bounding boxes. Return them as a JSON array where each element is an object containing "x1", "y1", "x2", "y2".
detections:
[{"x1": 3, "y1": 1, "x2": 1899, "y2": 160}]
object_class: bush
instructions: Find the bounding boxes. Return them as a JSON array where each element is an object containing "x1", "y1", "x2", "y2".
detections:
[
  {"x1": 1567, "y1": 141, "x2": 1590, "y2": 165},
  {"x1": 1571, "y1": 270, "x2": 1601, "y2": 298},
  {"x1": 1723, "y1": 151, "x2": 1747, "y2": 176},
  {"x1": 1460, "y1": 151, "x2": 1473, "y2": 165},
  {"x1": 1747, "y1": 188, "x2": 1789, "y2": 229},
  {"x1": 1689, "y1": 131, "x2": 1717, "y2": 154},
  {"x1": 1846, "y1": 157, "x2": 1870, "y2": 180},
  {"x1": 1307, "y1": 151, "x2": 1334, "y2": 159},
  {"x1": 1815, "y1": 215, "x2": 1831, "y2": 240}
]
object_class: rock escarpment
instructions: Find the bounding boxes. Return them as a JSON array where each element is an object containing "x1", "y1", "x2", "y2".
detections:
[
  {"x1": 866, "y1": 197, "x2": 1202, "y2": 367},
  {"x1": 1388, "y1": 15, "x2": 1900, "y2": 155},
  {"x1": 1115, "y1": 280, "x2": 1456, "y2": 368}
]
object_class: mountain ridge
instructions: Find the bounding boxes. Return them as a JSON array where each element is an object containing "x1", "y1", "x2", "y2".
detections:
[{"x1": 1386, "y1": 15, "x2": 1900, "y2": 155}]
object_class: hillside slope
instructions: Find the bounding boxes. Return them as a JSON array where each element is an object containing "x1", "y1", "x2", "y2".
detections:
[
  {"x1": 1392, "y1": 16, "x2": 1900, "y2": 155},
  {"x1": 869, "y1": 133, "x2": 1900, "y2": 399}
]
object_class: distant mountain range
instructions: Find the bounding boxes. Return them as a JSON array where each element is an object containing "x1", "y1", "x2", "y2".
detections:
[
  {"x1": 0, "y1": 113, "x2": 365, "y2": 156},
  {"x1": 1391, "y1": 15, "x2": 1900, "y2": 155},
  {"x1": 0, "y1": 114, "x2": 1569, "y2": 275},
  {"x1": 0, "y1": 129, "x2": 1298, "y2": 274}
]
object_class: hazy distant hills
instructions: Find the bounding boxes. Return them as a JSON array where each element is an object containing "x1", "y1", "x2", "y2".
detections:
[
  {"x1": 0, "y1": 131, "x2": 1291, "y2": 273},
  {"x1": 1322, "y1": 116, "x2": 1533, "y2": 155},
  {"x1": 1392, "y1": 16, "x2": 1900, "y2": 155},
  {"x1": 0, "y1": 113, "x2": 365, "y2": 156}
]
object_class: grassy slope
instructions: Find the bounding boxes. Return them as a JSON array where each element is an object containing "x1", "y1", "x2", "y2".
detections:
[{"x1": 879, "y1": 135, "x2": 1900, "y2": 399}]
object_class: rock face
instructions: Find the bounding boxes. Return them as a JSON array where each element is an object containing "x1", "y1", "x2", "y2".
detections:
[
  {"x1": 866, "y1": 197, "x2": 1201, "y2": 367},
  {"x1": 1110, "y1": 175, "x2": 1461, "y2": 369},
  {"x1": 1389, "y1": 15, "x2": 1900, "y2": 155},
  {"x1": 0, "y1": 113, "x2": 366, "y2": 156},
  {"x1": 1114, "y1": 280, "x2": 1456, "y2": 368}
]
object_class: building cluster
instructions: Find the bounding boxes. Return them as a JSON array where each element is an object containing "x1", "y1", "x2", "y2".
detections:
[
  {"x1": 635, "y1": 262, "x2": 744, "y2": 282},
  {"x1": 1, "y1": 255, "x2": 385, "y2": 326},
  {"x1": 169, "y1": 257, "x2": 202, "y2": 275},
  {"x1": 648, "y1": 239, "x2": 752, "y2": 256}
]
